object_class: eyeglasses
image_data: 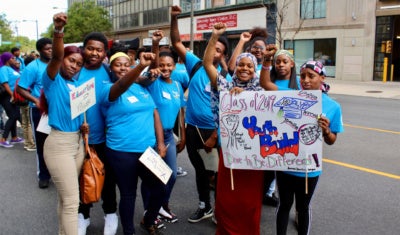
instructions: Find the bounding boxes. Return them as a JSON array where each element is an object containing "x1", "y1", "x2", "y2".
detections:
[{"x1": 251, "y1": 45, "x2": 265, "y2": 51}]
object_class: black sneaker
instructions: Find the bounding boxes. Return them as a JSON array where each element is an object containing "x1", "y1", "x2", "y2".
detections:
[
  {"x1": 188, "y1": 207, "x2": 213, "y2": 223},
  {"x1": 140, "y1": 220, "x2": 165, "y2": 235},
  {"x1": 263, "y1": 193, "x2": 279, "y2": 207},
  {"x1": 38, "y1": 179, "x2": 49, "y2": 189}
]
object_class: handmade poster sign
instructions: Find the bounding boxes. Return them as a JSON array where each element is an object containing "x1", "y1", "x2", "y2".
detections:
[
  {"x1": 139, "y1": 147, "x2": 172, "y2": 184},
  {"x1": 70, "y1": 78, "x2": 96, "y2": 119},
  {"x1": 219, "y1": 90, "x2": 322, "y2": 173}
]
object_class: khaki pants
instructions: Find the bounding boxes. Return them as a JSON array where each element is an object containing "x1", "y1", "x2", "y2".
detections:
[
  {"x1": 20, "y1": 105, "x2": 35, "y2": 149},
  {"x1": 43, "y1": 129, "x2": 84, "y2": 235}
]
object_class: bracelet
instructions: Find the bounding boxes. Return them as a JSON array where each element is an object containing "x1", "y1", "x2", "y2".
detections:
[
  {"x1": 53, "y1": 27, "x2": 64, "y2": 34},
  {"x1": 262, "y1": 65, "x2": 271, "y2": 70}
]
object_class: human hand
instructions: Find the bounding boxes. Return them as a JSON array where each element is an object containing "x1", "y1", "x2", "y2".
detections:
[
  {"x1": 139, "y1": 52, "x2": 156, "y2": 67},
  {"x1": 240, "y1": 32, "x2": 252, "y2": 42},
  {"x1": 80, "y1": 123, "x2": 89, "y2": 135},
  {"x1": 229, "y1": 87, "x2": 244, "y2": 95},
  {"x1": 157, "y1": 142, "x2": 167, "y2": 158},
  {"x1": 53, "y1": 13, "x2": 67, "y2": 29},
  {"x1": 318, "y1": 115, "x2": 331, "y2": 136},
  {"x1": 176, "y1": 139, "x2": 186, "y2": 153},
  {"x1": 263, "y1": 44, "x2": 278, "y2": 60},
  {"x1": 152, "y1": 30, "x2": 164, "y2": 43},
  {"x1": 171, "y1": 5, "x2": 182, "y2": 17},
  {"x1": 212, "y1": 22, "x2": 226, "y2": 36}
]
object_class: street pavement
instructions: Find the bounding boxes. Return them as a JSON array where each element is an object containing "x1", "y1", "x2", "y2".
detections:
[{"x1": 0, "y1": 80, "x2": 398, "y2": 234}]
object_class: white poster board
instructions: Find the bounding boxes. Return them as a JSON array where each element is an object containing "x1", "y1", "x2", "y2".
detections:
[
  {"x1": 70, "y1": 78, "x2": 96, "y2": 119},
  {"x1": 139, "y1": 147, "x2": 172, "y2": 184},
  {"x1": 219, "y1": 90, "x2": 322, "y2": 173}
]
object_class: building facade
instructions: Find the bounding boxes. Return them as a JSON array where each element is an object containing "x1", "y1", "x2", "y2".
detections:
[{"x1": 67, "y1": 0, "x2": 400, "y2": 82}]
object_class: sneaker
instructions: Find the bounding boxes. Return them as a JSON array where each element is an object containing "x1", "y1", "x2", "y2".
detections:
[
  {"x1": 176, "y1": 167, "x2": 187, "y2": 177},
  {"x1": 0, "y1": 141, "x2": 13, "y2": 148},
  {"x1": 10, "y1": 137, "x2": 24, "y2": 144},
  {"x1": 140, "y1": 219, "x2": 165, "y2": 235},
  {"x1": 38, "y1": 179, "x2": 49, "y2": 189},
  {"x1": 158, "y1": 206, "x2": 178, "y2": 223},
  {"x1": 104, "y1": 213, "x2": 118, "y2": 235},
  {"x1": 188, "y1": 206, "x2": 213, "y2": 223},
  {"x1": 78, "y1": 213, "x2": 90, "y2": 235},
  {"x1": 26, "y1": 147, "x2": 37, "y2": 152},
  {"x1": 262, "y1": 193, "x2": 279, "y2": 207}
]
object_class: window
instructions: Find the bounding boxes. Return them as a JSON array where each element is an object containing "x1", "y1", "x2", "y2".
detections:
[
  {"x1": 143, "y1": 7, "x2": 169, "y2": 25},
  {"x1": 301, "y1": 0, "x2": 326, "y2": 19},
  {"x1": 284, "y1": 38, "x2": 336, "y2": 77},
  {"x1": 180, "y1": 0, "x2": 201, "y2": 12}
]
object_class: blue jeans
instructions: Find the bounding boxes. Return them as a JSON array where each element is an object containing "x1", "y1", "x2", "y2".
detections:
[
  {"x1": 30, "y1": 107, "x2": 50, "y2": 181},
  {"x1": 105, "y1": 147, "x2": 167, "y2": 235},
  {"x1": 141, "y1": 129, "x2": 177, "y2": 209}
]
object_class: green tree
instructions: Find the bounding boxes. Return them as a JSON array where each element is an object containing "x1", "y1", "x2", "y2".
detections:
[
  {"x1": 0, "y1": 14, "x2": 15, "y2": 52},
  {"x1": 43, "y1": 0, "x2": 112, "y2": 43}
]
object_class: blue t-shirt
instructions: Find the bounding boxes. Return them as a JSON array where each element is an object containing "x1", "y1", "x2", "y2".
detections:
[
  {"x1": 18, "y1": 59, "x2": 48, "y2": 107},
  {"x1": 171, "y1": 63, "x2": 189, "y2": 90},
  {"x1": 0, "y1": 66, "x2": 20, "y2": 92},
  {"x1": 78, "y1": 65, "x2": 110, "y2": 144},
  {"x1": 286, "y1": 92, "x2": 344, "y2": 178},
  {"x1": 275, "y1": 77, "x2": 301, "y2": 90},
  {"x1": 42, "y1": 72, "x2": 84, "y2": 132},
  {"x1": 184, "y1": 51, "x2": 231, "y2": 129},
  {"x1": 101, "y1": 82, "x2": 156, "y2": 152},
  {"x1": 147, "y1": 79, "x2": 184, "y2": 130}
]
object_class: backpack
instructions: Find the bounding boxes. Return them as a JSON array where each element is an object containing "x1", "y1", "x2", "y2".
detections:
[{"x1": 13, "y1": 78, "x2": 29, "y2": 106}]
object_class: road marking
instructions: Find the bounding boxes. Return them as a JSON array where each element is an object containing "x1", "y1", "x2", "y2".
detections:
[
  {"x1": 344, "y1": 124, "x2": 400, "y2": 135},
  {"x1": 323, "y1": 158, "x2": 400, "y2": 180}
]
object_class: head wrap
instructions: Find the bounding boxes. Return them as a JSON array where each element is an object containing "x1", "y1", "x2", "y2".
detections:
[
  {"x1": 231, "y1": 53, "x2": 261, "y2": 91},
  {"x1": 0, "y1": 52, "x2": 14, "y2": 65},
  {"x1": 109, "y1": 52, "x2": 130, "y2": 64},
  {"x1": 300, "y1": 60, "x2": 326, "y2": 76},
  {"x1": 273, "y1": 49, "x2": 294, "y2": 62}
]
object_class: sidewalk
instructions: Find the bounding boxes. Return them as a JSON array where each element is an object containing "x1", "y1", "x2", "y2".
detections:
[{"x1": 326, "y1": 78, "x2": 400, "y2": 99}]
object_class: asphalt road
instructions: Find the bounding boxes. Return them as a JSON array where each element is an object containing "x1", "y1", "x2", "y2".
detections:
[{"x1": 0, "y1": 94, "x2": 399, "y2": 235}]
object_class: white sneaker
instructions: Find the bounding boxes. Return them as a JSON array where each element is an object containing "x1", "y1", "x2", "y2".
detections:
[
  {"x1": 104, "y1": 213, "x2": 118, "y2": 235},
  {"x1": 78, "y1": 213, "x2": 90, "y2": 235}
]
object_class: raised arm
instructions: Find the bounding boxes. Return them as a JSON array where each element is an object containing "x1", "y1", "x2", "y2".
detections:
[
  {"x1": 46, "y1": 13, "x2": 67, "y2": 80},
  {"x1": 203, "y1": 22, "x2": 226, "y2": 89},
  {"x1": 149, "y1": 30, "x2": 164, "y2": 69},
  {"x1": 227, "y1": 32, "x2": 251, "y2": 74},
  {"x1": 259, "y1": 44, "x2": 278, "y2": 91},
  {"x1": 170, "y1": 5, "x2": 187, "y2": 62},
  {"x1": 109, "y1": 52, "x2": 155, "y2": 101}
]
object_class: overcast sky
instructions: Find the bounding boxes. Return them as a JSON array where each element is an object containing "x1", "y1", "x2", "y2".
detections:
[{"x1": 1, "y1": 0, "x2": 68, "y2": 40}]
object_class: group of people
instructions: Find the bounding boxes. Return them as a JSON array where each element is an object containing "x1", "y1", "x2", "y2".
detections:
[{"x1": 0, "y1": 5, "x2": 344, "y2": 235}]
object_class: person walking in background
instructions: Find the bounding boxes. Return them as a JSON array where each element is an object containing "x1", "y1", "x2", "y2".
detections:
[
  {"x1": 11, "y1": 47, "x2": 25, "y2": 72},
  {"x1": 0, "y1": 52, "x2": 24, "y2": 148},
  {"x1": 170, "y1": 5, "x2": 231, "y2": 223},
  {"x1": 17, "y1": 37, "x2": 53, "y2": 189},
  {"x1": 76, "y1": 32, "x2": 118, "y2": 235},
  {"x1": 42, "y1": 13, "x2": 86, "y2": 235}
]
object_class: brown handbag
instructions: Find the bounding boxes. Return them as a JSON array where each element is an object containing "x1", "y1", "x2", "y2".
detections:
[{"x1": 79, "y1": 134, "x2": 105, "y2": 204}]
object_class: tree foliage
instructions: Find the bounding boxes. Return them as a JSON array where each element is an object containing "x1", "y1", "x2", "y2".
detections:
[
  {"x1": 0, "y1": 14, "x2": 35, "y2": 53},
  {"x1": 43, "y1": 0, "x2": 112, "y2": 43}
]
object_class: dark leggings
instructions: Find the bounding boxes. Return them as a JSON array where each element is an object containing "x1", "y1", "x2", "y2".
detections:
[
  {"x1": 185, "y1": 124, "x2": 217, "y2": 208},
  {"x1": 276, "y1": 171, "x2": 319, "y2": 235},
  {"x1": 0, "y1": 94, "x2": 21, "y2": 139}
]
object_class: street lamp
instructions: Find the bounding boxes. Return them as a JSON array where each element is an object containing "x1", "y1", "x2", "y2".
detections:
[{"x1": 22, "y1": 19, "x2": 39, "y2": 41}]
